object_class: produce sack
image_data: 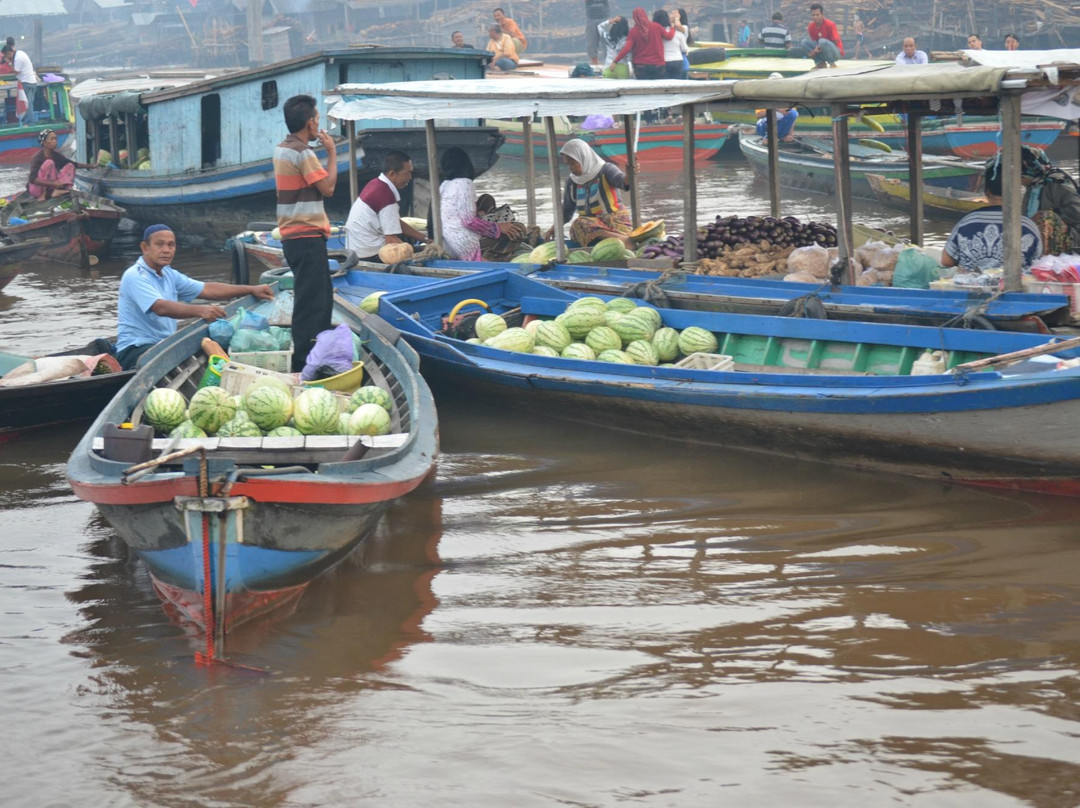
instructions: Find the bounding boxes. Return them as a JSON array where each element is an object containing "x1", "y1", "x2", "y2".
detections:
[
  {"x1": 301, "y1": 323, "x2": 355, "y2": 382},
  {"x1": 783, "y1": 272, "x2": 818, "y2": 284},
  {"x1": 238, "y1": 310, "x2": 270, "y2": 331},
  {"x1": 892, "y1": 247, "x2": 940, "y2": 289},
  {"x1": 855, "y1": 241, "x2": 902, "y2": 272},
  {"x1": 268, "y1": 326, "x2": 292, "y2": 351},
  {"x1": 208, "y1": 318, "x2": 234, "y2": 350},
  {"x1": 229, "y1": 328, "x2": 279, "y2": 352},
  {"x1": 856, "y1": 268, "x2": 883, "y2": 286},
  {"x1": 786, "y1": 245, "x2": 830, "y2": 278},
  {"x1": 0, "y1": 355, "x2": 95, "y2": 388}
]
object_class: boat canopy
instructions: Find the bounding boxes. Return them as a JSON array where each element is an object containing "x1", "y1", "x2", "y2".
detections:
[
  {"x1": 327, "y1": 78, "x2": 735, "y2": 121},
  {"x1": 78, "y1": 92, "x2": 147, "y2": 120}
]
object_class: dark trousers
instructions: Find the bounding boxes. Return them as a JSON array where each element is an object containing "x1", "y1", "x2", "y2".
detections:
[
  {"x1": 282, "y1": 236, "x2": 332, "y2": 372},
  {"x1": 117, "y1": 342, "x2": 153, "y2": 371}
]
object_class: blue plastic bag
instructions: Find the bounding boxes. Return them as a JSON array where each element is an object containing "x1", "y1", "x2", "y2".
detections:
[
  {"x1": 208, "y1": 318, "x2": 235, "y2": 349},
  {"x1": 238, "y1": 310, "x2": 269, "y2": 331}
]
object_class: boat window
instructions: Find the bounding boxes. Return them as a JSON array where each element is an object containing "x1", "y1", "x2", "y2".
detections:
[
  {"x1": 201, "y1": 94, "x2": 221, "y2": 168},
  {"x1": 261, "y1": 80, "x2": 278, "y2": 111}
]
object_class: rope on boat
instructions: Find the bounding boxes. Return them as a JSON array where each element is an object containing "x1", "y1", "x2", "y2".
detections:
[{"x1": 941, "y1": 289, "x2": 999, "y2": 331}]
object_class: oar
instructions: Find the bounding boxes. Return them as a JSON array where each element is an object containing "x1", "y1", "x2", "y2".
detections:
[{"x1": 951, "y1": 335, "x2": 1080, "y2": 373}]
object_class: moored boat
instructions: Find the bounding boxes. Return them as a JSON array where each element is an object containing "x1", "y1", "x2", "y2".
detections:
[
  {"x1": 0, "y1": 191, "x2": 124, "y2": 266},
  {"x1": 66, "y1": 288, "x2": 439, "y2": 637},
  {"x1": 0, "y1": 73, "x2": 75, "y2": 164},
  {"x1": 0, "y1": 237, "x2": 49, "y2": 290},
  {"x1": 372, "y1": 267, "x2": 1080, "y2": 496},
  {"x1": 865, "y1": 172, "x2": 987, "y2": 220}
]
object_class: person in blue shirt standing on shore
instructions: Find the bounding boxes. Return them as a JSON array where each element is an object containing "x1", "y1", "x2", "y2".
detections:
[{"x1": 115, "y1": 224, "x2": 273, "y2": 370}]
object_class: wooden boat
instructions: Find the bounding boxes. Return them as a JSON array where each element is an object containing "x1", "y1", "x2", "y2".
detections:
[
  {"x1": 66, "y1": 289, "x2": 439, "y2": 637},
  {"x1": 0, "y1": 237, "x2": 49, "y2": 291},
  {"x1": 370, "y1": 267, "x2": 1080, "y2": 496},
  {"x1": 0, "y1": 73, "x2": 76, "y2": 164},
  {"x1": 738, "y1": 128, "x2": 983, "y2": 198},
  {"x1": 0, "y1": 191, "x2": 125, "y2": 266},
  {"x1": 1, "y1": 343, "x2": 132, "y2": 433},
  {"x1": 865, "y1": 172, "x2": 987, "y2": 219}
]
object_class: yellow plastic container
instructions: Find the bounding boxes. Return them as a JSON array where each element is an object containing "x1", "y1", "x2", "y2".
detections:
[{"x1": 303, "y1": 361, "x2": 365, "y2": 394}]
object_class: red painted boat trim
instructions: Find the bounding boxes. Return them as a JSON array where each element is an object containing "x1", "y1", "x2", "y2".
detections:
[{"x1": 154, "y1": 577, "x2": 307, "y2": 631}]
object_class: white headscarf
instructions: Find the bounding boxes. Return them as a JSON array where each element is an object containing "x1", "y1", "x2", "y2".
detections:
[{"x1": 559, "y1": 138, "x2": 606, "y2": 185}]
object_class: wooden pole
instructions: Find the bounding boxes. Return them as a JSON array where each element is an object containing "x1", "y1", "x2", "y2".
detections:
[
  {"x1": 347, "y1": 120, "x2": 358, "y2": 202},
  {"x1": 765, "y1": 110, "x2": 781, "y2": 218},
  {"x1": 682, "y1": 103, "x2": 697, "y2": 263},
  {"x1": 545, "y1": 117, "x2": 566, "y2": 262},
  {"x1": 1000, "y1": 94, "x2": 1023, "y2": 293},
  {"x1": 831, "y1": 105, "x2": 855, "y2": 284},
  {"x1": 425, "y1": 119, "x2": 443, "y2": 248},
  {"x1": 906, "y1": 111, "x2": 924, "y2": 246},
  {"x1": 523, "y1": 117, "x2": 537, "y2": 230},
  {"x1": 622, "y1": 114, "x2": 640, "y2": 228}
]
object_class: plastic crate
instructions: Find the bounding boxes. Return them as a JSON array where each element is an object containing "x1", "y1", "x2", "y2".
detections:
[
  {"x1": 674, "y1": 352, "x2": 735, "y2": 371},
  {"x1": 219, "y1": 361, "x2": 298, "y2": 395},
  {"x1": 228, "y1": 350, "x2": 293, "y2": 372}
]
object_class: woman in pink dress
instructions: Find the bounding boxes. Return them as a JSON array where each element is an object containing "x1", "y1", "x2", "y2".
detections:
[{"x1": 27, "y1": 129, "x2": 90, "y2": 200}]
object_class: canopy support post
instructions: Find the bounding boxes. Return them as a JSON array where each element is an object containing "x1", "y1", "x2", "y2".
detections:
[
  {"x1": 545, "y1": 116, "x2": 566, "y2": 262},
  {"x1": 1001, "y1": 94, "x2": 1023, "y2": 293},
  {"x1": 682, "y1": 103, "x2": 698, "y2": 264},
  {"x1": 425, "y1": 119, "x2": 442, "y2": 249},
  {"x1": 107, "y1": 116, "x2": 119, "y2": 173},
  {"x1": 622, "y1": 114, "x2": 641, "y2": 228},
  {"x1": 347, "y1": 120, "x2": 358, "y2": 203},
  {"x1": 906, "y1": 111, "x2": 924, "y2": 246},
  {"x1": 522, "y1": 117, "x2": 537, "y2": 231},
  {"x1": 831, "y1": 105, "x2": 855, "y2": 284},
  {"x1": 765, "y1": 109, "x2": 782, "y2": 218}
]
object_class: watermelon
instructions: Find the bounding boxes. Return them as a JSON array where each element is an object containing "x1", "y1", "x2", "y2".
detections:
[
  {"x1": 338, "y1": 412, "x2": 352, "y2": 434},
  {"x1": 293, "y1": 387, "x2": 341, "y2": 435},
  {"x1": 603, "y1": 310, "x2": 624, "y2": 328},
  {"x1": 584, "y1": 326, "x2": 622, "y2": 354},
  {"x1": 556, "y1": 308, "x2": 606, "y2": 340},
  {"x1": 625, "y1": 339, "x2": 659, "y2": 366},
  {"x1": 143, "y1": 388, "x2": 188, "y2": 432},
  {"x1": 597, "y1": 349, "x2": 634, "y2": 364},
  {"x1": 612, "y1": 310, "x2": 657, "y2": 345},
  {"x1": 266, "y1": 426, "x2": 303, "y2": 438},
  {"x1": 348, "y1": 403, "x2": 392, "y2": 436},
  {"x1": 567, "y1": 296, "x2": 608, "y2": 312},
  {"x1": 606, "y1": 297, "x2": 638, "y2": 314},
  {"x1": 188, "y1": 386, "x2": 238, "y2": 435},
  {"x1": 349, "y1": 385, "x2": 393, "y2": 413},
  {"x1": 590, "y1": 237, "x2": 626, "y2": 262},
  {"x1": 511, "y1": 253, "x2": 535, "y2": 264},
  {"x1": 652, "y1": 327, "x2": 681, "y2": 362},
  {"x1": 678, "y1": 326, "x2": 719, "y2": 356},
  {"x1": 566, "y1": 250, "x2": 592, "y2": 264},
  {"x1": 168, "y1": 420, "x2": 207, "y2": 439},
  {"x1": 485, "y1": 327, "x2": 535, "y2": 353},
  {"x1": 523, "y1": 319, "x2": 542, "y2": 336},
  {"x1": 634, "y1": 306, "x2": 663, "y2": 330},
  {"x1": 246, "y1": 375, "x2": 294, "y2": 400},
  {"x1": 475, "y1": 313, "x2": 507, "y2": 341},
  {"x1": 466, "y1": 338, "x2": 482, "y2": 344},
  {"x1": 245, "y1": 385, "x2": 293, "y2": 431},
  {"x1": 528, "y1": 241, "x2": 559, "y2": 263},
  {"x1": 217, "y1": 417, "x2": 263, "y2": 438},
  {"x1": 561, "y1": 342, "x2": 596, "y2": 361},
  {"x1": 532, "y1": 345, "x2": 560, "y2": 357},
  {"x1": 360, "y1": 291, "x2": 385, "y2": 314},
  {"x1": 534, "y1": 320, "x2": 572, "y2": 353}
]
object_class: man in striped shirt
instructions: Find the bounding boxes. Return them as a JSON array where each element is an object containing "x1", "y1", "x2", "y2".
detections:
[
  {"x1": 758, "y1": 12, "x2": 791, "y2": 49},
  {"x1": 274, "y1": 94, "x2": 337, "y2": 372}
]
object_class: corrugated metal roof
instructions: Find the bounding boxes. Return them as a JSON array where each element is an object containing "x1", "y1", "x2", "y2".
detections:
[{"x1": 0, "y1": 0, "x2": 67, "y2": 16}]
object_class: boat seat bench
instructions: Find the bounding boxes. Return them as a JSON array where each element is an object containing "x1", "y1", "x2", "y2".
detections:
[{"x1": 92, "y1": 434, "x2": 409, "y2": 465}]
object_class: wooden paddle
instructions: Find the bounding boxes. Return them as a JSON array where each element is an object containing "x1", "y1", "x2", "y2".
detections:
[{"x1": 951, "y1": 335, "x2": 1080, "y2": 373}]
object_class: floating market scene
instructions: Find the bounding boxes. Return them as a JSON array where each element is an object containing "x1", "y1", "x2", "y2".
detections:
[{"x1": 5, "y1": 0, "x2": 1080, "y2": 804}]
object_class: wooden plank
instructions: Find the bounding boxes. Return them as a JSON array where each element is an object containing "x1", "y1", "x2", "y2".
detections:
[{"x1": 952, "y1": 335, "x2": 1080, "y2": 372}]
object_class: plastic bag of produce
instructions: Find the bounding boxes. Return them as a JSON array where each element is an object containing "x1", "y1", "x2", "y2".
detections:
[
  {"x1": 301, "y1": 323, "x2": 355, "y2": 382},
  {"x1": 855, "y1": 241, "x2": 903, "y2": 272},
  {"x1": 786, "y1": 245, "x2": 830, "y2": 278},
  {"x1": 229, "y1": 328, "x2": 279, "y2": 353},
  {"x1": 238, "y1": 309, "x2": 270, "y2": 331},
  {"x1": 891, "y1": 247, "x2": 941, "y2": 289},
  {"x1": 208, "y1": 318, "x2": 234, "y2": 350},
  {"x1": 268, "y1": 326, "x2": 292, "y2": 351},
  {"x1": 783, "y1": 272, "x2": 818, "y2": 283},
  {"x1": 267, "y1": 289, "x2": 294, "y2": 326},
  {"x1": 856, "y1": 268, "x2": 883, "y2": 286}
]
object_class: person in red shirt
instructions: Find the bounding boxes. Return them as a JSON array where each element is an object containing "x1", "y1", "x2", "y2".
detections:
[
  {"x1": 612, "y1": 6, "x2": 675, "y2": 80},
  {"x1": 799, "y1": 3, "x2": 843, "y2": 69}
]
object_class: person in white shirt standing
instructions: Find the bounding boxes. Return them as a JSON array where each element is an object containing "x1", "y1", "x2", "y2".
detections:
[
  {"x1": 895, "y1": 37, "x2": 928, "y2": 65},
  {"x1": 654, "y1": 9, "x2": 687, "y2": 79},
  {"x1": 1, "y1": 43, "x2": 39, "y2": 125}
]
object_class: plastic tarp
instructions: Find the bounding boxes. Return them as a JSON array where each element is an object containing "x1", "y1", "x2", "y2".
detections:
[
  {"x1": 78, "y1": 92, "x2": 147, "y2": 121},
  {"x1": 327, "y1": 78, "x2": 735, "y2": 121}
]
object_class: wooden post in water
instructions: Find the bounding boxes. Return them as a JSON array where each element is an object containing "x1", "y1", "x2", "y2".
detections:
[
  {"x1": 522, "y1": 117, "x2": 537, "y2": 230},
  {"x1": 765, "y1": 109, "x2": 781, "y2": 218},
  {"x1": 1000, "y1": 93, "x2": 1023, "y2": 292},
  {"x1": 682, "y1": 103, "x2": 698, "y2": 263},
  {"x1": 622, "y1": 114, "x2": 641, "y2": 228},
  {"x1": 831, "y1": 105, "x2": 855, "y2": 284},
  {"x1": 545, "y1": 117, "x2": 567, "y2": 262},
  {"x1": 347, "y1": 120, "x2": 358, "y2": 202},
  {"x1": 425, "y1": 119, "x2": 442, "y2": 248},
  {"x1": 906, "y1": 111, "x2": 924, "y2": 246}
]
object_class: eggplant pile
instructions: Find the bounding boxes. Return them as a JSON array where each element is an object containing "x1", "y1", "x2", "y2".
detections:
[{"x1": 641, "y1": 215, "x2": 839, "y2": 261}]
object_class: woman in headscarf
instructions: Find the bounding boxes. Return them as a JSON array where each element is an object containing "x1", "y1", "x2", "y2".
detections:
[
  {"x1": 548, "y1": 138, "x2": 635, "y2": 248},
  {"x1": 434, "y1": 146, "x2": 526, "y2": 261},
  {"x1": 27, "y1": 129, "x2": 89, "y2": 200},
  {"x1": 611, "y1": 7, "x2": 674, "y2": 80},
  {"x1": 1018, "y1": 145, "x2": 1080, "y2": 254}
]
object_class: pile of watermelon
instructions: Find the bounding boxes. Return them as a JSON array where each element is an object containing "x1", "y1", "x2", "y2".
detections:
[
  {"x1": 512, "y1": 237, "x2": 643, "y2": 266},
  {"x1": 463, "y1": 296, "x2": 722, "y2": 367},
  {"x1": 140, "y1": 378, "x2": 396, "y2": 440}
]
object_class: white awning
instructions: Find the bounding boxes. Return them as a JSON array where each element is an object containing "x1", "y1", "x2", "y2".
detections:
[{"x1": 328, "y1": 78, "x2": 736, "y2": 121}]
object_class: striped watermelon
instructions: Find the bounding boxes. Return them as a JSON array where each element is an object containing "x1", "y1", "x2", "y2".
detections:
[
  {"x1": 678, "y1": 327, "x2": 719, "y2": 356},
  {"x1": 603, "y1": 310, "x2": 624, "y2": 328},
  {"x1": 585, "y1": 326, "x2": 622, "y2": 354},
  {"x1": 485, "y1": 327, "x2": 535, "y2": 353},
  {"x1": 556, "y1": 308, "x2": 606, "y2": 339},
  {"x1": 266, "y1": 426, "x2": 303, "y2": 438},
  {"x1": 348, "y1": 403, "x2": 392, "y2": 436},
  {"x1": 532, "y1": 345, "x2": 560, "y2": 357},
  {"x1": 597, "y1": 349, "x2": 634, "y2": 364},
  {"x1": 293, "y1": 387, "x2": 341, "y2": 435},
  {"x1": 349, "y1": 385, "x2": 393, "y2": 413},
  {"x1": 652, "y1": 327, "x2": 681, "y2": 362},
  {"x1": 188, "y1": 387, "x2": 237, "y2": 435},
  {"x1": 634, "y1": 306, "x2": 663, "y2": 330},
  {"x1": 217, "y1": 417, "x2": 263, "y2": 438},
  {"x1": 245, "y1": 385, "x2": 293, "y2": 431},
  {"x1": 338, "y1": 412, "x2": 352, "y2": 434},
  {"x1": 561, "y1": 342, "x2": 596, "y2": 361},
  {"x1": 168, "y1": 420, "x2": 207, "y2": 439},
  {"x1": 606, "y1": 297, "x2": 638, "y2": 314},
  {"x1": 612, "y1": 310, "x2": 657, "y2": 345},
  {"x1": 246, "y1": 376, "x2": 294, "y2": 400},
  {"x1": 143, "y1": 388, "x2": 188, "y2": 432},
  {"x1": 523, "y1": 319, "x2": 542, "y2": 336},
  {"x1": 535, "y1": 320, "x2": 572, "y2": 352},
  {"x1": 475, "y1": 313, "x2": 507, "y2": 341},
  {"x1": 625, "y1": 340, "x2": 659, "y2": 366},
  {"x1": 567, "y1": 296, "x2": 608, "y2": 312},
  {"x1": 360, "y1": 291, "x2": 385, "y2": 314}
]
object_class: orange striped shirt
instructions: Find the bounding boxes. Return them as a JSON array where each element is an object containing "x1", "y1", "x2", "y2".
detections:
[{"x1": 274, "y1": 134, "x2": 330, "y2": 239}]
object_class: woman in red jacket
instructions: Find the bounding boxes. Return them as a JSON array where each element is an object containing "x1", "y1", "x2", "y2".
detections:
[{"x1": 612, "y1": 7, "x2": 674, "y2": 80}]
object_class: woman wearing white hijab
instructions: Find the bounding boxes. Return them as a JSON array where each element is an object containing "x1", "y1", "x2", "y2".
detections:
[{"x1": 548, "y1": 138, "x2": 635, "y2": 248}]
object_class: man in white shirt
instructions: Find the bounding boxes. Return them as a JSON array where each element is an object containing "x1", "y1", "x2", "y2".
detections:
[
  {"x1": 344, "y1": 151, "x2": 429, "y2": 262},
  {"x1": 895, "y1": 37, "x2": 928, "y2": 65},
  {"x1": 2, "y1": 44, "x2": 39, "y2": 124}
]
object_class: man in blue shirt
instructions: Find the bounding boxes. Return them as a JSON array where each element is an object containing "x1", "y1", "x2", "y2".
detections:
[{"x1": 116, "y1": 224, "x2": 273, "y2": 370}]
